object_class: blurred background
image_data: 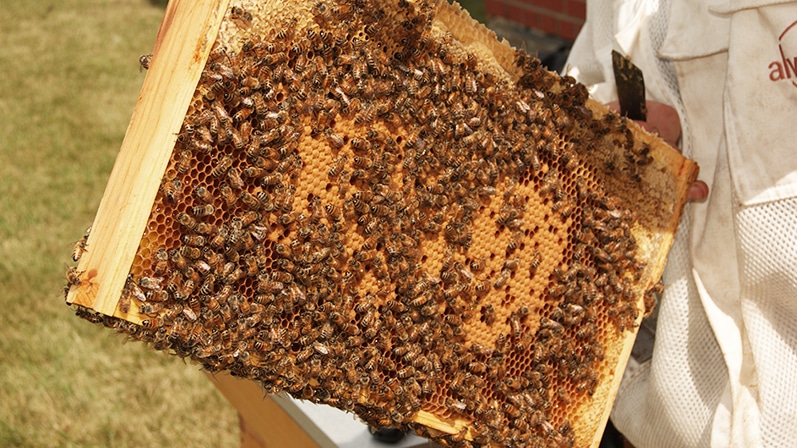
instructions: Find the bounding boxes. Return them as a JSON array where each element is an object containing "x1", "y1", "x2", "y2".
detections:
[{"x1": 0, "y1": 0, "x2": 579, "y2": 446}]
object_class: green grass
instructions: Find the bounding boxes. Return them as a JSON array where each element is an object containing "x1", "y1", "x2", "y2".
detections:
[{"x1": 0, "y1": 1, "x2": 237, "y2": 446}]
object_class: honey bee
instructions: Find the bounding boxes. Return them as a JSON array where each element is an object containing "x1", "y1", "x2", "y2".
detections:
[
  {"x1": 276, "y1": 185, "x2": 295, "y2": 212},
  {"x1": 203, "y1": 111, "x2": 220, "y2": 136},
  {"x1": 165, "y1": 250, "x2": 187, "y2": 274},
  {"x1": 212, "y1": 102, "x2": 231, "y2": 125},
  {"x1": 540, "y1": 170, "x2": 561, "y2": 196},
  {"x1": 181, "y1": 245, "x2": 201, "y2": 260},
  {"x1": 229, "y1": 127, "x2": 246, "y2": 149},
  {"x1": 219, "y1": 183, "x2": 237, "y2": 206},
  {"x1": 324, "y1": 129, "x2": 345, "y2": 150},
  {"x1": 160, "y1": 177, "x2": 182, "y2": 203},
  {"x1": 347, "y1": 198, "x2": 368, "y2": 215},
  {"x1": 207, "y1": 225, "x2": 226, "y2": 248},
  {"x1": 180, "y1": 234, "x2": 206, "y2": 248},
  {"x1": 192, "y1": 204, "x2": 216, "y2": 217},
  {"x1": 141, "y1": 318, "x2": 162, "y2": 329},
  {"x1": 295, "y1": 346, "x2": 315, "y2": 363},
  {"x1": 192, "y1": 139, "x2": 213, "y2": 154},
  {"x1": 175, "y1": 149, "x2": 192, "y2": 174},
  {"x1": 122, "y1": 275, "x2": 147, "y2": 304},
  {"x1": 271, "y1": 270, "x2": 294, "y2": 284},
  {"x1": 139, "y1": 302, "x2": 163, "y2": 315},
  {"x1": 261, "y1": 127, "x2": 282, "y2": 145},
  {"x1": 509, "y1": 312, "x2": 522, "y2": 337},
  {"x1": 261, "y1": 172, "x2": 283, "y2": 187},
  {"x1": 396, "y1": 366, "x2": 415, "y2": 380},
  {"x1": 194, "y1": 273, "x2": 215, "y2": 296},
  {"x1": 462, "y1": 257, "x2": 484, "y2": 275},
  {"x1": 242, "y1": 166, "x2": 266, "y2": 179},
  {"x1": 193, "y1": 185, "x2": 213, "y2": 203},
  {"x1": 139, "y1": 54, "x2": 152, "y2": 71},
  {"x1": 503, "y1": 257, "x2": 521, "y2": 272},
  {"x1": 494, "y1": 269, "x2": 510, "y2": 288},
  {"x1": 444, "y1": 314, "x2": 463, "y2": 326},
  {"x1": 293, "y1": 53, "x2": 308, "y2": 73},
  {"x1": 71, "y1": 226, "x2": 91, "y2": 262},
  {"x1": 481, "y1": 304, "x2": 496, "y2": 325},
  {"x1": 223, "y1": 266, "x2": 243, "y2": 284},
  {"x1": 525, "y1": 249, "x2": 542, "y2": 275},
  {"x1": 327, "y1": 155, "x2": 347, "y2": 180},
  {"x1": 250, "y1": 91, "x2": 268, "y2": 116},
  {"x1": 227, "y1": 167, "x2": 245, "y2": 190},
  {"x1": 236, "y1": 191, "x2": 262, "y2": 210},
  {"x1": 138, "y1": 276, "x2": 163, "y2": 291},
  {"x1": 150, "y1": 248, "x2": 169, "y2": 275},
  {"x1": 194, "y1": 222, "x2": 216, "y2": 235},
  {"x1": 176, "y1": 277, "x2": 197, "y2": 300},
  {"x1": 277, "y1": 212, "x2": 295, "y2": 226},
  {"x1": 352, "y1": 155, "x2": 373, "y2": 169},
  {"x1": 468, "y1": 361, "x2": 487, "y2": 374},
  {"x1": 353, "y1": 106, "x2": 374, "y2": 126},
  {"x1": 312, "y1": 340, "x2": 330, "y2": 356},
  {"x1": 547, "y1": 283, "x2": 567, "y2": 298},
  {"x1": 211, "y1": 156, "x2": 233, "y2": 178}
]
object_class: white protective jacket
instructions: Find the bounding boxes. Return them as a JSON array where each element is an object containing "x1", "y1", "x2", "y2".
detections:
[{"x1": 566, "y1": 1, "x2": 797, "y2": 447}]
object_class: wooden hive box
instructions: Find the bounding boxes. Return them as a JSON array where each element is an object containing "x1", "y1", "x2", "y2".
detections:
[{"x1": 65, "y1": 0, "x2": 698, "y2": 446}]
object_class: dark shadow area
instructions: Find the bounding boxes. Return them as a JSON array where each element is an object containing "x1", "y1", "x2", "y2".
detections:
[
  {"x1": 485, "y1": 16, "x2": 574, "y2": 73},
  {"x1": 539, "y1": 44, "x2": 572, "y2": 73},
  {"x1": 148, "y1": 0, "x2": 168, "y2": 8},
  {"x1": 600, "y1": 419, "x2": 626, "y2": 448}
]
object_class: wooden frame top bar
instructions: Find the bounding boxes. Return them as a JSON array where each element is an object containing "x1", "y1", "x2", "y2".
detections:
[{"x1": 67, "y1": 0, "x2": 231, "y2": 322}]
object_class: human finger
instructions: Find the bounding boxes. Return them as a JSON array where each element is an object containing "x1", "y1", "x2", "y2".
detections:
[{"x1": 688, "y1": 180, "x2": 709, "y2": 202}]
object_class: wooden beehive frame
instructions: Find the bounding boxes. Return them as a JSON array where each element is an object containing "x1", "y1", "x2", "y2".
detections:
[
  {"x1": 66, "y1": 1, "x2": 698, "y2": 446},
  {"x1": 68, "y1": 0, "x2": 232, "y2": 319}
]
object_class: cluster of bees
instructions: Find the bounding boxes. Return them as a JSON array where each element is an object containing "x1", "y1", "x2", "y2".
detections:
[{"x1": 70, "y1": 1, "x2": 651, "y2": 446}]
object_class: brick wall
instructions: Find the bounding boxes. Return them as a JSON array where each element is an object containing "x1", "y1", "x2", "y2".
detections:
[{"x1": 484, "y1": 0, "x2": 585, "y2": 41}]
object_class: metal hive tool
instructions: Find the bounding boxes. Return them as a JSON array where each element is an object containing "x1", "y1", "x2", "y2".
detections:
[{"x1": 65, "y1": 0, "x2": 698, "y2": 446}]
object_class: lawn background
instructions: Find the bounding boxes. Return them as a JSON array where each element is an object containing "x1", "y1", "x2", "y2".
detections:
[{"x1": 0, "y1": 1, "x2": 239, "y2": 446}]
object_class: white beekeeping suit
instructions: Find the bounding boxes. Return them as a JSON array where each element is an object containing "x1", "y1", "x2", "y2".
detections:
[{"x1": 566, "y1": 1, "x2": 797, "y2": 447}]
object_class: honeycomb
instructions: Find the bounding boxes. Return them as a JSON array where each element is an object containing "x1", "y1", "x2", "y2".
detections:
[{"x1": 66, "y1": 1, "x2": 697, "y2": 446}]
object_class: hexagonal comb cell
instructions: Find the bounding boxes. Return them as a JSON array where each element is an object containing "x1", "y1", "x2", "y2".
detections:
[{"x1": 65, "y1": 1, "x2": 698, "y2": 447}]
